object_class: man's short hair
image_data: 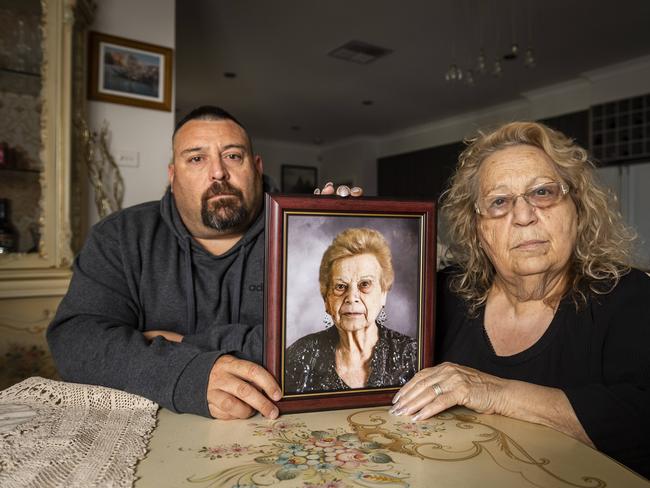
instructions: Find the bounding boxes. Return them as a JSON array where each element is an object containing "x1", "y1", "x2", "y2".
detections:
[{"x1": 173, "y1": 105, "x2": 249, "y2": 142}]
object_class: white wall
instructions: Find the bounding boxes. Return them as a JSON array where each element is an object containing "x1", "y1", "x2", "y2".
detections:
[
  {"x1": 253, "y1": 139, "x2": 321, "y2": 190},
  {"x1": 87, "y1": 0, "x2": 175, "y2": 225},
  {"x1": 320, "y1": 137, "x2": 379, "y2": 194}
]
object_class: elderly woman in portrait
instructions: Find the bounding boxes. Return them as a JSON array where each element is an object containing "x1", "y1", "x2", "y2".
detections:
[
  {"x1": 285, "y1": 227, "x2": 417, "y2": 393},
  {"x1": 391, "y1": 121, "x2": 650, "y2": 477}
]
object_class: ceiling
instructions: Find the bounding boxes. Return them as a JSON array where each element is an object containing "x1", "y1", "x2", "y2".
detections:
[{"x1": 176, "y1": 0, "x2": 650, "y2": 146}]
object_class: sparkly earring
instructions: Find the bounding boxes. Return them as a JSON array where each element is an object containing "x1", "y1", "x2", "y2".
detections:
[
  {"x1": 376, "y1": 306, "x2": 387, "y2": 326},
  {"x1": 323, "y1": 312, "x2": 334, "y2": 328}
]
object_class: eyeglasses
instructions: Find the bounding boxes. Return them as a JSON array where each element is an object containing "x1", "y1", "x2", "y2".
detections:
[{"x1": 475, "y1": 181, "x2": 570, "y2": 219}]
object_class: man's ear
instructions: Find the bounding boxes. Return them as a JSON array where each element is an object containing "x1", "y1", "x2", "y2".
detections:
[
  {"x1": 254, "y1": 155, "x2": 263, "y2": 175},
  {"x1": 168, "y1": 162, "x2": 175, "y2": 187}
]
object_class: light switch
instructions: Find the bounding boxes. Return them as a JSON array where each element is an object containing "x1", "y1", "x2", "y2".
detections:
[{"x1": 117, "y1": 150, "x2": 139, "y2": 167}]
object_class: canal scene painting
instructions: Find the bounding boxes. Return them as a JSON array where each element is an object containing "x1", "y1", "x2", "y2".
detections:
[
  {"x1": 101, "y1": 45, "x2": 162, "y2": 99},
  {"x1": 89, "y1": 32, "x2": 173, "y2": 111}
]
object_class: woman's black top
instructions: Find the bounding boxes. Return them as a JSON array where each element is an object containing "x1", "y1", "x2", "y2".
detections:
[
  {"x1": 436, "y1": 267, "x2": 650, "y2": 478},
  {"x1": 285, "y1": 323, "x2": 417, "y2": 394}
]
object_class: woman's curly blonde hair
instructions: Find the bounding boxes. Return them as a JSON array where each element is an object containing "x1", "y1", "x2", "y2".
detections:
[{"x1": 441, "y1": 121, "x2": 636, "y2": 314}]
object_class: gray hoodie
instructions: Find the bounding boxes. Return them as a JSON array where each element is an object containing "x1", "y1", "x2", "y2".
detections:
[{"x1": 47, "y1": 181, "x2": 274, "y2": 417}]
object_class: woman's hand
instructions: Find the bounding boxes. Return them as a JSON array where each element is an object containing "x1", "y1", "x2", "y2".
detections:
[
  {"x1": 143, "y1": 330, "x2": 184, "y2": 343},
  {"x1": 314, "y1": 181, "x2": 363, "y2": 197},
  {"x1": 390, "y1": 361, "x2": 594, "y2": 446},
  {"x1": 390, "y1": 362, "x2": 509, "y2": 421}
]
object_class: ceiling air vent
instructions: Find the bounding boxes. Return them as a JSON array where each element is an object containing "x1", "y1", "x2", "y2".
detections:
[{"x1": 328, "y1": 40, "x2": 393, "y2": 64}]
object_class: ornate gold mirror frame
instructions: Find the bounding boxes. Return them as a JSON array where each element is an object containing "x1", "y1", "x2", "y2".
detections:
[
  {"x1": 0, "y1": 0, "x2": 94, "y2": 291},
  {"x1": 0, "y1": 0, "x2": 94, "y2": 390},
  {"x1": 0, "y1": 0, "x2": 93, "y2": 268}
]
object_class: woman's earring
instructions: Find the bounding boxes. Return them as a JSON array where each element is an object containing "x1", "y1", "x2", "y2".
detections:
[
  {"x1": 323, "y1": 313, "x2": 334, "y2": 328},
  {"x1": 376, "y1": 306, "x2": 387, "y2": 326}
]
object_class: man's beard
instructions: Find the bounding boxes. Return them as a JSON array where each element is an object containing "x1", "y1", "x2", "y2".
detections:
[{"x1": 201, "y1": 181, "x2": 249, "y2": 231}]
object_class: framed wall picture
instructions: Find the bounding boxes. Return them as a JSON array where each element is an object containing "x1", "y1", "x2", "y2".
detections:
[
  {"x1": 265, "y1": 194, "x2": 436, "y2": 413},
  {"x1": 88, "y1": 31, "x2": 173, "y2": 111},
  {"x1": 281, "y1": 165, "x2": 318, "y2": 193}
]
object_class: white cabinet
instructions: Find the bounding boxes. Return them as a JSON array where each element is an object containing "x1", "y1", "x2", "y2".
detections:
[
  {"x1": 596, "y1": 162, "x2": 650, "y2": 270},
  {"x1": 0, "y1": 0, "x2": 93, "y2": 389}
]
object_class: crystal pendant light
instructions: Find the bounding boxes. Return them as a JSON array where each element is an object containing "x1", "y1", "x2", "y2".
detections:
[{"x1": 524, "y1": 47, "x2": 536, "y2": 68}]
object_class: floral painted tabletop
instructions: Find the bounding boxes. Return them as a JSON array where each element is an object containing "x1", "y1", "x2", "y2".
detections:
[{"x1": 135, "y1": 406, "x2": 649, "y2": 488}]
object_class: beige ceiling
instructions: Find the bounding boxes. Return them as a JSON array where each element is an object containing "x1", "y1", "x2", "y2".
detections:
[{"x1": 176, "y1": 0, "x2": 650, "y2": 146}]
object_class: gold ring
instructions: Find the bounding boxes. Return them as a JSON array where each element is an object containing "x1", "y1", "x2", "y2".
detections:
[{"x1": 431, "y1": 383, "x2": 443, "y2": 396}]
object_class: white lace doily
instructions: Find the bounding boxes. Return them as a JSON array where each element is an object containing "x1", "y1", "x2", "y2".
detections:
[{"x1": 0, "y1": 377, "x2": 159, "y2": 487}]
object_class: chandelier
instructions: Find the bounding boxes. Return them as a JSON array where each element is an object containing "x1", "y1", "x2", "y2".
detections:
[
  {"x1": 445, "y1": 45, "x2": 535, "y2": 85},
  {"x1": 444, "y1": 2, "x2": 536, "y2": 86}
]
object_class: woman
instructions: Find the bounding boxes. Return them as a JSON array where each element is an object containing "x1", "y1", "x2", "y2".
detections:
[
  {"x1": 391, "y1": 121, "x2": 650, "y2": 477},
  {"x1": 285, "y1": 227, "x2": 417, "y2": 393}
]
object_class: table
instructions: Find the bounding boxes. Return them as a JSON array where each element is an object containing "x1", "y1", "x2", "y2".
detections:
[{"x1": 135, "y1": 406, "x2": 649, "y2": 488}]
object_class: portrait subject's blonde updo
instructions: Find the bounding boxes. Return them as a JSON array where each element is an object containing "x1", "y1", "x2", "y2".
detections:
[{"x1": 319, "y1": 228, "x2": 394, "y2": 300}]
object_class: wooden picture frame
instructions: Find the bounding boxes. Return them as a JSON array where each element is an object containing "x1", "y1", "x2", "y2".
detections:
[
  {"x1": 281, "y1": 165, "x2": 318, "y2": 193},
  {"x1": 265, "y1": 194, "x2": 436, "y2": 413},
  {"x1": 88, "y1": 31, "x2": 173, "y2": 111}
]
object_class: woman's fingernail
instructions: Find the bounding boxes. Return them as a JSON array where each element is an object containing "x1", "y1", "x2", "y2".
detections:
[
  {"x1": 411, "y1": 413, "x2": 421, "y2": 421},
  {"x1": 350, "y1": 187, "x2": 362, "y2": 196},
  {"x1": 324, "y1": 181, "x2": 333, "y2": 188},
  {"x1": 269, "y1": 407, "x2": 279, "y2": 419},
  {"x1": 335, "y1": 185, "x2": 351, "y2": 197},
  {"x1": 392, "y1": 393, "x2": 400, "y2": 404},
  {"x1": 313, "y1": 188, "x2": 321, "y2": 195}
]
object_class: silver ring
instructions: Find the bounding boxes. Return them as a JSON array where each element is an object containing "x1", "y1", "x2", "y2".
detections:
[
  {"x1": 431, "y1": 382, "x2": 443, "y2": 396},
  {"x1": 336, "y1": 185, "x2": 351, "y2": 197}
]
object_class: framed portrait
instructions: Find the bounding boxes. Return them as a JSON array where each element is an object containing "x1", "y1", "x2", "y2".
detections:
[
  {"x1": 265, "y1": 194, "x2": 436, "y2": 413},
  {"x1": 281, "y1": 165, "x2": 318, "y2": 193},
  {"x1": 88, "y1": 32, "x2": 173, "y2": 111}
]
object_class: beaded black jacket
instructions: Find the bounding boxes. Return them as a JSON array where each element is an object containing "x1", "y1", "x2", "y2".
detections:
[{"x1": 284, "y1": 323, "x2": 417, "y2": 394}]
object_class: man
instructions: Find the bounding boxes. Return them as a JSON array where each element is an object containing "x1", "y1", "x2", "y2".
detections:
[{"x1": 48, "y1": 106, "x2": 357, "y2": 420}]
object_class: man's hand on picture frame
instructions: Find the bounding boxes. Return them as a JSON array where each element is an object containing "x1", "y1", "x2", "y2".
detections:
[
  {"x1": 313, "y1": 181, "x2": 363, "y2": 197},
  {"x1": 207, "y1": 355, "x2": 282, "y2": 420}
]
